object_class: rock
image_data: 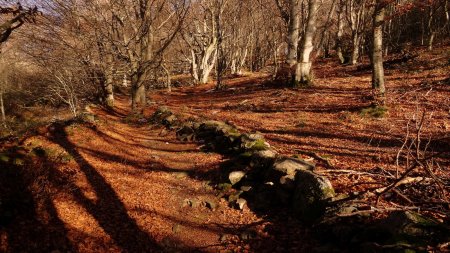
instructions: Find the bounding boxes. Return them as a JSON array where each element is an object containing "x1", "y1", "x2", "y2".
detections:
[
  {"x1": 279, "y1": 174, "x2": 295, "y2": 190},
  {"x1": 176, "y1": 124, "x2": 196, "y2": 141},
  {"x1": 236, "y1": 198, "x2": 247, "y2": 210},
  {"x1": 239, "y1": 133, "x2": 270, "y2": 152},
  {"x1": 250, "y1": 149, "x2": 278, "y2": 170},
  {"x1": 240, "y1": 185, "x2": 252, "y2": 192},
  {"x1": 292, "y1": 170, "x2": 335, "y2": 222},
  {"x1": 229, "y1": 171, "x2": 246, "y2": 185},
  {"x1": 0, "y1": 153, "x2": 11, "y2": 163},
  {"x1": 162, "y1": 114, "x2": 178, "y2": 127},
  {"x1": 383, "y1": 211, "x2": 449, "y2": 241},
  {"x1": 196, "y1": 120, "x2": 242, "y2": 152},
  {"x1": 79, "y1": 113, "x2": 96, "y2": 123},
  {"x1": 151, "y1": 106, "x2": 172, "y2": 122},
  {"x1": 272, "y1": 157, "x2": 315, "y2": 176}
]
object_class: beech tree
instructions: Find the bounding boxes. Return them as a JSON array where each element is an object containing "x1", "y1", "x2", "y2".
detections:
[
  {"x1": 295, "y1": 0, "x2": 319, "y2": 85},
  {"x1": 0, "y1": 2, "x2": 37, "y2": 47},
  {"x1": 108, "y1": 0, "x2": 188, "y2": 110},
  {"x1": 371, "y1": 0, "x2": 386, "y2": 102},
  {"x1": 181, "y1": 1, "x2": 218, "y2": 85}
]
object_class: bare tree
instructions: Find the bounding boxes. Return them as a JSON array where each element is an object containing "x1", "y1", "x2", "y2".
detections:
[
  {"x1": 295, "y1": 0, "x2": 319, "y2": 85},
  {"x1": 109, "y1": 0, "x2": 188, "y2": 110},
  {"x1": 0, "y1": 3, "x2": 37, "y2": 46},
  {"x1": 181, "y1": 1, "x2": 218, "y2": 85},
  {"x1": 371, "y1": 0, "x2": 386, "y2": 103}
]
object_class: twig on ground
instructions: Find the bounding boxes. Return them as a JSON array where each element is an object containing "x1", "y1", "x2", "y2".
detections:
[{"x1": 294, "y1": 149, "x2": 334, "y2": 168}]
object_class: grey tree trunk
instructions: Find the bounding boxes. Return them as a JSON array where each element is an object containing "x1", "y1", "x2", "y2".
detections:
[
  {"x1": 131, "y1": 74, "x2": 146, "y2": 110},
  {"x1": 336, "y1": 0, "x2": 345, "y2": 64},
  {"x1": 162, "y1": 61, "x2": 171, "y2": 92},
  {"x1": 287, "y1": 0, "x2": 300, "y2": 66},
  {"x1": 104, "y1": 70, "x2": 114, "y2": 108},
  {"x1": 104, "y1": 51, "x2": 115, "y2": 107},
  {"x1": 351, "y1": 32, "x2": 360, "y2": 65},
  {"x1": 295, "y1": 0, "x2": 318, "y2": 85},
  {"x1": 371, "y1": 0, "x2": 386, "y2": 102}
]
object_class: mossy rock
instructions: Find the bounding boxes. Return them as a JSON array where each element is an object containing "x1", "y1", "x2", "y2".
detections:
[
  {"x1": 151, "y1": 106, "x2": 173, "y2": 122},
  {"x1": 272, "y1": 157, "x2": 315, "y2": 176},
  {"x1": 239, "y1": 133, "x2": 270, "y2": 152},
  {"x1": 0, "y1": 153, "x2": 10, "y2": 163},
  {"x1": 292, "y1": 170, "x2": 335, "y2": 223},
  {"x1": 79, "y1": 113, "x2": 96, "y2": 123},
  {"x1": 382, "y1": 211, "x2": 450, "y2": 245}
]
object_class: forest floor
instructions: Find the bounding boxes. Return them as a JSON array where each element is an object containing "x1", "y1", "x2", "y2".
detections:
[
  {"x1": 152, "y1": 45, "x2": 450, "y2": 200},
  {"x1": 0, "y1": 45, "x2": 449, "y2": 253}
]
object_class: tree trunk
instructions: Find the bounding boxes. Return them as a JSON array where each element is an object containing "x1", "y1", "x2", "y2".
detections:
[
  {"x1": 351, "y1": 32, "x2": 360, "y2": 65},
  {"x1": 0, "y1": 91, "x2": 5, "y2": 127},
  {"x1": 131, "y1": 74, "x2": 146, "y2": 110},
  {"x1": 104, "y1": 70, "x2": 114, "y2": 108},
  {"x1": 336, "y1": 0, "x2": 345, "y2": 64},
  {"x1": 371, "y1": 0, "x2": 386, "y2": 103},
  {"x1": 295, "y1": 0, "x2": 318, "y2": 85},
  {"x1": 162, "y1": 61, "x2": 171, "y2": 92},
  {"x1": 287, "y1": 0, "x2": 300, "y2": 66}
]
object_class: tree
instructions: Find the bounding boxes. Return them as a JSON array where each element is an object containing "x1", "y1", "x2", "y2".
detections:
[
  {"x1": 0, "y1": 2, "x2": 37, "y2": 47},
  {"x1": 295, "y1": 0, "x2": 319, "y2": 85},
  {"x1": 109, "y1": 0, "x2": 188, "y2": 110},
  {"x1": 371, "y1": 0, "x2": 386, "y2": 103},
  {"x1": 181, "y1": 0, "x2": 218, "y2": 85}
]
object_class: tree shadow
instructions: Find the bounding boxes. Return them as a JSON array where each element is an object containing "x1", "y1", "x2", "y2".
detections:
[
  {"x1": 0, "y1": 148, "x2": 74, "y2": 253},
  {"x1": 46, "y1": 122, "x2": 162, "y2": 252}
]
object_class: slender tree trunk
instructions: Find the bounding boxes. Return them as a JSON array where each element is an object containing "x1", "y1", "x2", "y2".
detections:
[
  {"x1": 0, "y1": 91, "x2": 5, "y2": 127},
  {"x1": 287, "y1": 0, "x2": 300, "y2": 66},
  {"x1": 162, "y1": 61, "x2": 171, "y2": 92},
  {"x1": 215, "y1": 4, "x2": 225, "y2": 91},
  {"x1": 104, "y1": 70, "x2": 114, "y2": 108},
  {"x1": 315, "y1": 0, "x2": 336, "y2": 58},
  {"x1": 295, "y1": 0, "x2": 318, "y2": 86},
  {"x1": 427, "y1": 6, "x2": 435, "y2": 51},
  {"x1": 351, "y1": 32, "x2": 360, "y2": 65},
  {"x1": 372, "y1": 0, "x2": 386, "y2": 103},
  {"x1": 336, "y1": 0, "x2": 345, "y2": 64}
]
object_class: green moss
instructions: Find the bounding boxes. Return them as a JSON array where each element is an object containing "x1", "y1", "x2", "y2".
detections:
[
  {"x1": 360, "y1": 106, "x2": 388, "y2": 118},
  {"x1": 240, "y1": 151, "x2": 254, "y2": 158},
  {"x1": 249, "y1": 139, "x2": 269, "y2": 151},
  {"x1": 0, "y1": 153, "x2": 10, "y2": 163},
  {"x1": 323, "y1": 187, "x2": 336, "y2": 198},
  {"x1": 217, "y1": 183, "x2": 232, "y2": 191},
  {"x1": 225, "y1": 128, "x2": 242, "y2": 138}
]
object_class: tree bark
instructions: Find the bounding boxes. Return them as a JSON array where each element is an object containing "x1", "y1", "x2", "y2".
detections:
[
  {"x1": 131, "y1": 74, "x2": 146, "y2": 110},
  {"x1": 0, "y1": 91, "x2": 5, "y2": 127},
  {"x1": 104, "y1": 73, "x2": 114, "y2": 108},
  {"x1": 287, "y1": 0, "x2": 300, "y2": 66},
  {"x1": 295, "y1": 0, "x2": 318, "y2": 85},
  {"x1": 336, "y1": 0, "x2": 345, "y2": 64},
  {"x1": 372, "y1": 0, "x2": 386, "y2": 103}
]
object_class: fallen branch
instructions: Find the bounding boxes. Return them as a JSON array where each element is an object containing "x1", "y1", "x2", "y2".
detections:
[
  {"x1": 295, "y1": 149, "x2": 334, "y2": 168},
  {"x1": 324, "y1": 169, "x2": 394, "y2": 179},
  {"x1": 375, "y1": 176, "x2": 424, "y2": 194}
]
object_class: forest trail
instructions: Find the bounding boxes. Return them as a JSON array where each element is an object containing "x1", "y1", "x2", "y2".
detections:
[{"x1": 2, "y1": 97, "x2": 310, "y2": 253}]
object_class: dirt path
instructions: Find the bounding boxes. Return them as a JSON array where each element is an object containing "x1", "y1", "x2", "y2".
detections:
[{"x1": 1, "y1": 98, "x2": 312, "y2": 253}]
